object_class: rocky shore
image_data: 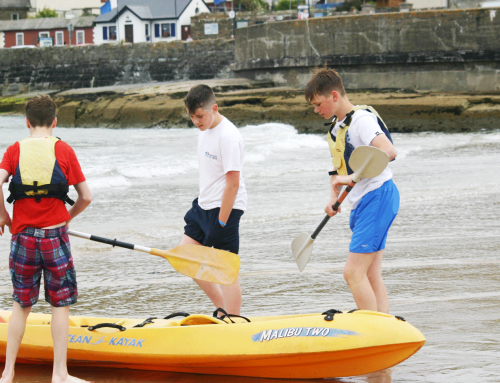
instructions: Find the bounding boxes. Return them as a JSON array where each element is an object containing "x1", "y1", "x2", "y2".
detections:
[{"x1": 1, "y1": 78, "x2": 499, "y2": 134}]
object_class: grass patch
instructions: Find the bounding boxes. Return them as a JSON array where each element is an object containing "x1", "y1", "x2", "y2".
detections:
[{"x1": 0, "y1": 96, "x2": 29, "y2": 105}]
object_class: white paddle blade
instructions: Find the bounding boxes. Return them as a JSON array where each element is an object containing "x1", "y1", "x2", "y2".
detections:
[
  {"x1": 291, "y1": 233, "x2": 315, "y2": 272},
  {"x1": 349, "y1": 146, "x2": 390, "y2": 180}
]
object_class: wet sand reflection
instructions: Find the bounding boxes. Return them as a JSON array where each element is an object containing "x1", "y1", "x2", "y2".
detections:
[{"x1": 0, "y1": 364, "x2": 393, "y2": 383}]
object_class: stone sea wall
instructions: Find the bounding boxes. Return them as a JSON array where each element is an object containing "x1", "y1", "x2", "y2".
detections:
[
  {"x1": 0, "y1": 39, "x2": 235, "y2": 96},
  {"x1": 233, "y1": 8, "x2": 500, "y2": 92}
]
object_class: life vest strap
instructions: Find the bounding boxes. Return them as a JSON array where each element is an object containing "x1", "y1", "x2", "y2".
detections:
[{"x1": 7, "y1": 181, "x2": 75, "y2": 206}]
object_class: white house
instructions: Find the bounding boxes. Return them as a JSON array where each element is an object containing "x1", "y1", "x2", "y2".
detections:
[{"x1": 94, "y1": 0, "x2": 210, "y2": 44}]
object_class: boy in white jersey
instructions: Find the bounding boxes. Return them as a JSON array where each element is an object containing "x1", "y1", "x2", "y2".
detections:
[
  {"x1": 305, "y1": 68, "x2": 399, "y2": 314},
  {"x1": 182, "y1": 85, "x2": 247, "y2": 315}
]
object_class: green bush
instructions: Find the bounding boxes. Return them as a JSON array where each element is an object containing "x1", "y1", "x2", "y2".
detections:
[
  {"x1": 275, "y1": 0, "x2": 297, "y2": 11},
  {"x1": 35, "y1": 7, "x2": 58, "y2": 18},
  {"x1": 236, "y1": 0, "x2": 269, "y2": 11},
  {"x1": 333, "y1": 0, "x2": 363, "y2": 12}
]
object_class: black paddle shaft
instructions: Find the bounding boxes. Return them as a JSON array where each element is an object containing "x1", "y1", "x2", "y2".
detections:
[
  {"x1": 311, "y1": 215, "x2": 331, "y2": 239},
  {"x1": 88, "y1": 234, "x2": 135, "y2": 250},
  {"x1": 311, "y1": 181, "x2": 356, "y2": 240}
]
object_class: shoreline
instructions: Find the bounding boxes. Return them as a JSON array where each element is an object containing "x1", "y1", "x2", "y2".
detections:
[{"x1": 1, "y1": 79, "x2": 500, "y2": 134}]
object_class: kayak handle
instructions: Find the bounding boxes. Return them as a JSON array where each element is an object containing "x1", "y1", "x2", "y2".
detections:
[
  {"x1": 87, "y1": 323, "x2": 127, "y2": 332},
  {"x1": 164, "y1": 312, "x2": 190, "y2": 319}
]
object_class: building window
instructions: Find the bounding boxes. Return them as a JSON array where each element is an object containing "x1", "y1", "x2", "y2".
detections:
[
  {"x1": 109, "y1": 26, "x2": 117, "y2": 40},
  {"x1": 76, "y1": 30, "x2": 85, "y2": 45},
  {"x1": 160, "y1": 23, "x2": 175, "y2": 38},
  {"x1": 55, "y1": 31, "x2": 64, "y2": 46},
  {"x1": 16, "y1": 33, "x2": 24, "y2": 46},
  {"x1": 11, "y1": 13, "x2": 19, "y2": 20},
  {"x1": 204, "y1": 23, "x2": 219, "y2": 35},
  {"x1": 39, "y1": 32, "x2": 50, "y2": 38},
  {"x1": 145, "y1": 24, "x2": 149, "y2": 38}
]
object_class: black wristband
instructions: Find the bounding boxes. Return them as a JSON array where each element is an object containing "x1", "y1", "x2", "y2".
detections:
[{"x1": 328, "y1": 170, "x2": 338, "y2": 176}]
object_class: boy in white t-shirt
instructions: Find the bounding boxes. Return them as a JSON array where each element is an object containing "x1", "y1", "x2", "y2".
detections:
[
  {"x1": 182, "y1": 85, "x2": 247, "y2": 315},
  {"x1": 305, "y1": 68, "x2": 399, "y2": 314}
]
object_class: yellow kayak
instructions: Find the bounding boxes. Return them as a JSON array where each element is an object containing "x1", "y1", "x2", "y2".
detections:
[{"x1": 0, "y1": 309, "x2": 425, "y2": 379}]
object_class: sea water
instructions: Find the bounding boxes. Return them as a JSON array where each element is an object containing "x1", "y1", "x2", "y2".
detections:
[{"x1": 0, "y1": 116, "x2": 499, "y2": 382}]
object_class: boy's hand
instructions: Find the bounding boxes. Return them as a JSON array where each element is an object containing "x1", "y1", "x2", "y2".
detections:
[
  {"x1": 0, "y1": 169, "x2": 12, "y2": 235},
  {"x1": 325, "y1": 198, "x2": 341, "y2": 217},
  {"x1": 331, "y1": 174, "x2": 354, "y2": 195},
  {"x1": 0, "y1": 214, "x2": 12, "y2": 236}
]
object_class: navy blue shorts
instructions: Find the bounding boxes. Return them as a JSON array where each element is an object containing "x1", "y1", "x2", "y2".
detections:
[{"x1": 184, "y1": 198, "x2": 244, "y2": 255}]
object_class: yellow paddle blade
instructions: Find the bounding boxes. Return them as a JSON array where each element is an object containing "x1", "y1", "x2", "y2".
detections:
[{"x1": 150, "y1": 245, "x2": 240, "y2": 285}]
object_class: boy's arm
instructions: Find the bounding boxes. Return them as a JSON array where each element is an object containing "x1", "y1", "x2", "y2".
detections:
[
  {"x1": 371, "y1": 134, "x2": 397, "y2": 160},
  {"x1": 325, "y1": 173, "x2": 345, "y2": 217},
  {"x1": 0, "y1": 169, "x2": 12, "y2": 235},
  {"x1": 66, "y1": 181, "x2": 92, "y2": 228},
  {"x1": 219, "y1": 171, "x2": 239, "y2": 225}
]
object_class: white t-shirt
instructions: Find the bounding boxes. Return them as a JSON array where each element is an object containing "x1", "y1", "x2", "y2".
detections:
[
  {"x1": 331, "y1": 108, "x2": 393, "y2": 209},
  {"x1": 198, "y1": 116, "x2": 247, "y2": 211}
]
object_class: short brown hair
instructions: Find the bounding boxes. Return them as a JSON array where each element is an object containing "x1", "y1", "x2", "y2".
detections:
[
  {"x1": 25, "y1": 96, "x2": 57, "y2": 128},
  {"x1": 305, "y1": 67, "x2": 346, "y2": 104},
  {"x1": 184, "y1": 85, "x2": 216, "y2": 114}
]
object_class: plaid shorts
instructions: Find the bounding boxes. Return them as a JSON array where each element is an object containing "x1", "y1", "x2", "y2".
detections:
[{"x1": 9, "y1": 226, "x2": 78, "y2": 308}]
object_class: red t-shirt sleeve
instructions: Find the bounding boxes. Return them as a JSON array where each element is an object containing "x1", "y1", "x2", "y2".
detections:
[
  {"x1": 55, "y1": 141, "x2": 86, "y2": 185},
  {"x1": 0, "y1": 142, "x2": 20, "y2": 177}
]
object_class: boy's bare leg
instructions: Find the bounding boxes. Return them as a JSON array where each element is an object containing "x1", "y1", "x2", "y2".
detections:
[
  {"x1": 51, "y1": 305, "x2": 91, "y2": 383},
  {"x1": 343, "y1": 251, "x2": 378, "y2": 312},
  {"x1": 194, "y1": 277, "x2": 241, "y2": 315},
  {"x1": 193, "y1": 278, "x2": 225, "y2": 310},
  {"x1": 0, "y1": 302, "x2": 31, "y2": 383},
  {"x1": 181, "y1": 235, "x2": 225, "y2": 309},
  {"x1": 221, "y1": 277, "x2": 241, "y2": 315},
  {"x1": 366, "y1": 250, "x2": 389, "y2": 314},
  {"x1": 181, "y1": 235, "x2": 241, "y2": 314}
]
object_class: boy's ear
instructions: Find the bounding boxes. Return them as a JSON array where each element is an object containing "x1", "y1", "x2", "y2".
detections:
[
  {"x1": 330, "y1": 90, "x2": 339, "y2": 102},
  {"x1": 52, "y1": 117, "x2": 57, "y2": 129},
  {"x1": 26, "y1": 118, "x2": 31, "y2": 129},
  {"x1": 212, "y1": 104, "x2": 218, "y2": 114}
]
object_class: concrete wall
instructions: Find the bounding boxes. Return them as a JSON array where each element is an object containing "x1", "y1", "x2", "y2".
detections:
[
  {"x1": 191, "y1": 11, "x2": 297, "y2": 41},
  {"x1": 0, "y1": 8, "x2": 29, "y2": 21},
  {"x1": 409, "y1": 0, "x2": 448, "y2": 9},
  {"x1": 0, "y1": 39, "x2": 235, "y2": 95},
  {"x1": 449, "y1": 0, "x2": 483, "y2": 8},
  {"x1": 232, "y1": 8, "x2": 500, "y2": 91}
]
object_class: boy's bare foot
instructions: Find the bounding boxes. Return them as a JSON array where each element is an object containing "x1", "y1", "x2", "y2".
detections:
[
  {"x1": 52, "y1": 374, "x2": 94, "y2": 383},
  {"x1": 0, "y1": 370, "x2": 14, "y2": 383}
]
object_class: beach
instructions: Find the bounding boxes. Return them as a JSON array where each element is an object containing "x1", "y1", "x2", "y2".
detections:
[{"x1": 0, "y1": 116, "x2": 499, "y2": 382}]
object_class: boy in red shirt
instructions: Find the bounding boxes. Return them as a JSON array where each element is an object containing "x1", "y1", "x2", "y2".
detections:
[{"x1": 0, "y1": 96, "x2": 92, "y2": 383}]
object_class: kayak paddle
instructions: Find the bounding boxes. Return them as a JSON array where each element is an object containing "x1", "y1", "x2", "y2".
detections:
[
  {"x1": 291, "y1": 146, "x2": 390, "y2": 272},
  {"x1": 68, "y1": 230, "x2": 240, "y2": 285}
]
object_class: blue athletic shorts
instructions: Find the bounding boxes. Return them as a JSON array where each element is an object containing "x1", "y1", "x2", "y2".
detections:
[
  {"x1": 349, "y1": 179, "x2": 400, "y2": 254},
  {"x1": 184, "y1": 198, "x2": 244, "y2": 255}
]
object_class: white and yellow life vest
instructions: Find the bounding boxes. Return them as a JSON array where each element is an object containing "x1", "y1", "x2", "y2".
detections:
[
  {"x1": 7, "y1": 136, "x2": 74, "y2": 205},
  {"x1": 327, "y1": 105, "x2": 393, "y2": 175}
]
